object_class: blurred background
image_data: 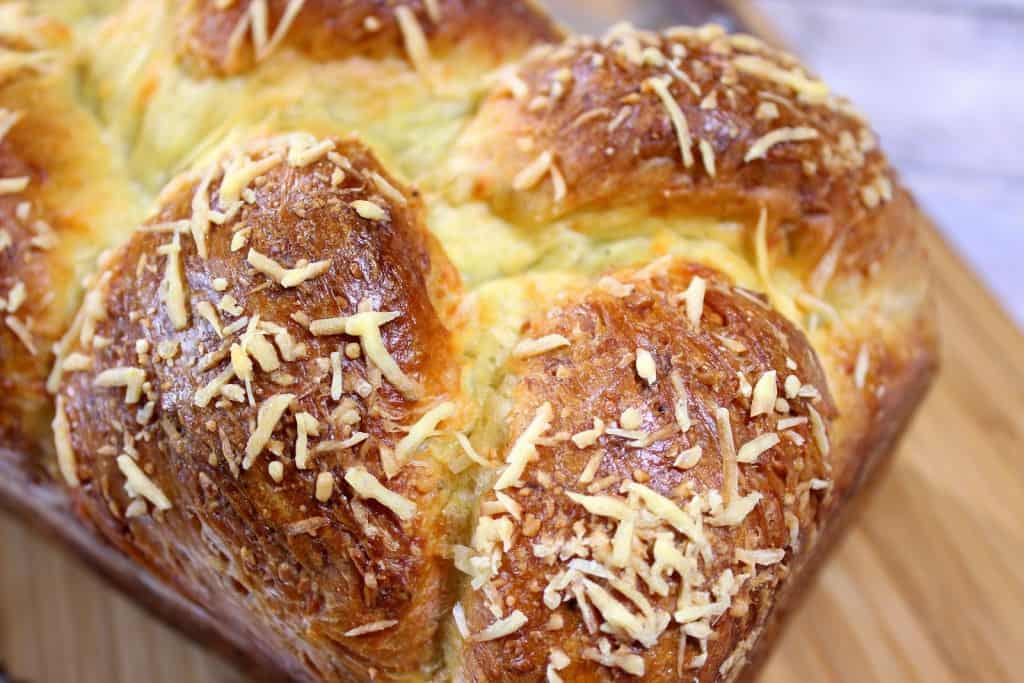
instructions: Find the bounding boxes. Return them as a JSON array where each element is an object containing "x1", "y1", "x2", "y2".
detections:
[{"x1": 549, "y1": 0, "x2": 1024, "y2": 327}]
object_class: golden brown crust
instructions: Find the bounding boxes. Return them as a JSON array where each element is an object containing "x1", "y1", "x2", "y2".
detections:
[
  {"x1": 177, "y1": 0, "x2": 563, "y2": 78},
  {"x1": 56, "y1": 135, "x2": 463, "y2": 681},
  {"x1": 447, "y1": 24, "x2": 901, "y2": 285},
  {"x1": 457, "y1": 260, "x2": 835, "y2": 681},
  {"x1": 0, "y1": 13, "x2": 139, "y2": 455}
]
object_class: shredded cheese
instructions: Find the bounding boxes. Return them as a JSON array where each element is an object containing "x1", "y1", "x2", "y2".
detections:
[
  {"x1": 395, "y1": 5, "x2": 432, "y2": 81},
  {"x1": 344, "y1": 620, "x2": 398, "y2": 637},
  {"x1": 315, "y1": 471, "x2": 334, "y2": 502},
  {"x1": 635, "y1": 347, "x2": 657, "y2": 385},
  {"x1": 513, "y1": 334, "x2": 570, "y2": 358},
  {"x1": 247, "y1": 249, "x2": 331, "y2": 288},
  {"x1": 572, "y1": 418, "x2": 605, "y2": 449},
  {"x1": 294, "y1": 412, "x2": 320, "y2": 470},
  {"x1": 472, "y1": 610, "x2": 527, "y2": 642},
  {"x1": 219, "y1": 153, "x2": 281, "y2": 206},
  {"x1": 389, "y1": 401, "x2": 456, "y2": 477},
  {"x1": 94, "y1": 367, "x2": 146, "y2": 404},
  {"x1": 0, "y1": 177, "x2": 29, "y2": 194},
  {"x1": 808, "y1": 405, "x2": 830, "y2": 456},
  {"x1": 733, "y1": 55, "x2": 829, "y2": 101},
  {"x1": 344, "y1": 311, "x2": 422, "y2": 399},
  {"x1": 494, "y1": 402, "x2": 553, "y2": 490},
  {"x1": 737, "y1": 433, "x2": 780, "y2": 464},
  {"x1": 648, "y1": 76, "x2": 694, "y2": 167},
  {"x1": 513, "y1": 151, "x2": 553, "y2": 191},
  {"x1": 351, "y1": 199, "x2": 387, "y2": 221},
  {"x1": 716, "y1": 407, "x2": 738, "y2": 504},
  {"x1": 257, "y1": 0, "x2": 304, "y2": 60},
  {"x1": 745, "y1": 127, "x2": 820, "y2": 163},
  {"x1": 53, "y1": 396, "x2": 78, "y2": 487},
  {"x1": 671, "y1": 371, "x2": 692, "y2": 433},
  {"x1": 243, "y1": 394, "x2": 295, "y2": 469},
  {"x1": 674, "y1": 446, "x2": 702, "y2": 470},
  {"x1": 624, "y1": 481, "x2": 704, "y2": 544},
  {"x1": 160, "y1": 230, "x2": 189, "y2": 330},
  {"x1": 345, "y1": 466, "x2": 417, "y2": 521},
  {"x1": 684, "y1": 276, "x2": 706, "y2": 329},
  {"x1": 750, "y1": 371, "x2": 777, "y2": 418},
  {"x1": 117, "y1": 455, "x2": 172, "y2": 511}
]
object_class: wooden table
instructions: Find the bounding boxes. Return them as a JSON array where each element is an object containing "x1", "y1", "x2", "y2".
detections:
[{"x1": 2, "y1": 2, "x2": 1022, "y2": 682}]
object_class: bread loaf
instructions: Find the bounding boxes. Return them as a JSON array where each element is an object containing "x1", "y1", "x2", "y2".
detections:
[{"x1": 0, "y1": 2, "x2": 937, "y2": 681}]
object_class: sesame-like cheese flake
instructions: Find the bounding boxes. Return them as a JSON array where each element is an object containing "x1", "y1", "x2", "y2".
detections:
[
  {"x1": 315, "y1": 471, "x2": 334, "y2": 502},
  {"x1": 117, "y1": 455, "x2": 172, "y2": 511},
  {"x1": 494, "y1": 402, "x2": 553, "y2": 490},
  {"x1": 345, "y1": 466, "x2": 417, "y2": 521},
  {"x1": 674, "y1": 446, "x2": 702, "y2": 470}
]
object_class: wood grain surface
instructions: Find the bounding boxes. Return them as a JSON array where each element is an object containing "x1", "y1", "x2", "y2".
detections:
[{"x1": 2, "y1": 2, "x2": 1022, "y2": 682}]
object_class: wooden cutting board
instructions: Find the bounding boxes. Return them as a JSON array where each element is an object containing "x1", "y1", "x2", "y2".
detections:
[{"x1": 2, "y1": 3, "x2": 1022, "y2": 682}]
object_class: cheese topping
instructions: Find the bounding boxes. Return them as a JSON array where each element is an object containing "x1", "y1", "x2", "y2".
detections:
[
  {"x1": 287, "y1": 135, "x2": 334, "y2": 167},
  {"x1": 247, "y1": 249, "x2": 331, "y2": 288},
  {"x1": 395, "y1": 5, "x2": 432, "y2": 80},
  {"x1": 674, "y1": 445, "x2": 702, "y2": 470},
  {"x1": 494, "y1": 402, "x2": 554, "y2": 490},
  {"x1": 745, "y1": 126, "x2": 820, "y2": 163},
  {"x1": 0, "y1": 177, "x2": 29, "y2": 194},
  {"x1": 189, "y1": 165, "x2": 215, "y2": 259},
  {"x1": 684, "y1": 276, "x2": 706, "y2": 329},
  {"x1": 623, "y1": 481, "x2": 704, "y2": 544},
  {"x1": 310, "y1": 316, "x2": 348, "y2": 336},
  {"x1": 733, "y1": 55, "x2": 830, "y2": 101},
  {"x1": 715, "y1": 407, "x2": 738, "y2": 504},
  {"x1": 513, "y1": 334, "x2": 570, "y2": 358},
  {"x1": 117, "y1": 455, "x2": 172, "y2": 511},
  {"x1": 737, "y1": 433, "x2": 780, "y2": 464},
  {"x1": 647, "y1": 76, "x2": 694, "y2": 167},
  {"x1": 808, "y1": 405, "x2": 830, "y2": 456},
  {"x1": 219, "y1": 153, "x2": 281, "y2": 206},
  {"x1": 294, "y1": 412, "x2": 320, "y2": 470},
  {"x1": 53, "y1": 396, "x2": 79, "y2": 487},
  {"x1": 635, "y1": 347, "x2": 657, "y2": 385},
  {"x1": 572, "y1": 417, "x2": 605, "y2": 449},
  {"x1": 344, "y1": 466, "x2": 417, "y2": 521},
  {"x1": 243, "y1": 394, "x2": 295, "y2": 468},
  {"x1": 513, "y1": 151, "x2": 553, "y2": 191},
  {"x1": 0, "y1": 108, "x2": 22, "y2": 142},
  {"x1": 344, "y1": 620, "x2": 399, "y2": 638},
  {"x1": 750, "y1": 370, "x2": 777, "y2": 417},
  {"x1": 351, "y1": 199, "x2": 387, "y2": 221},
  {"x1": 94, "y1": 367, "x2": 146, "y2": 404},
  {"x1": 670, "y1": 371, "x2": 692, "y2": 433},
  {"x1": 390, "y1": 401, "x2": 456, "y2": 477},
  {"x1": 160, "y1": 230, "x2": 189, "y2": 330},
  {"x1": 472, "y1": 610, "x2": 528, "y2": 642},
  {"x1": 344, "y1": 311, "x2": 422, "y2": 399}
]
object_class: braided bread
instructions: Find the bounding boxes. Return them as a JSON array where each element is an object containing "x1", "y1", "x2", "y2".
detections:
[{"x1": 0, "y1": 2, "x2": 937, "y2": 681}]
